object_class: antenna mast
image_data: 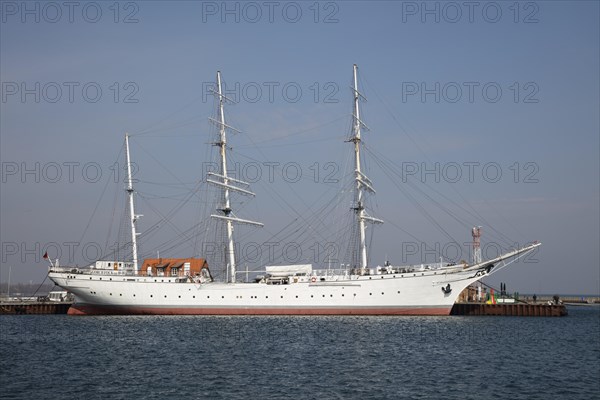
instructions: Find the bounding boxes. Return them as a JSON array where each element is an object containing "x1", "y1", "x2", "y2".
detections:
[
  {"x1": 208, "y1": 71, "x2": 263, "y2": 283},
  {"x1": 125, "y1": 133, "x2": 140, "y2": 272},
  {"x1": 350, "y1": 64, "x2": 383, "y2": 273},
  {"x1": 472, "y1": 226, "x2": 482, "y2": 264}
]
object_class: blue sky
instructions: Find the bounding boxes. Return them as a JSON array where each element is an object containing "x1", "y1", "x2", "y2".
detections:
[{"x1": 1, "y1": 1, "x2": 598, "y2": 294}]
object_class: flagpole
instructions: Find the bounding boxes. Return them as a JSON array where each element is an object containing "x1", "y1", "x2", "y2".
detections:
[{"x1": 43, "y1": 252, "x2": 54, "y2": 268}]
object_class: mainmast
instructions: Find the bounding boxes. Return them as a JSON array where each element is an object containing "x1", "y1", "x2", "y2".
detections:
[
  {"x1": 208, "y1": 71, "x2": 263, "y2": 283},
  {"x1": 125, "y1": 133, "x2": 141, "y2": 272},
  {"x1": 350, "y1": 64, "x2": 383, "y2": 272}
]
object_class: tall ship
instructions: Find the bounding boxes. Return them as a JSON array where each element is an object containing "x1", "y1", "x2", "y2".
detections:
[{"x1": 49, "y1": 65, "x2": 540, "y2": 315}]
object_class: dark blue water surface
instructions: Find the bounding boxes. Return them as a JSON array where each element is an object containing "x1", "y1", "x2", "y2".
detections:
[{"x1": 1, "y1": 307, "x2": 599, "y2": 399}]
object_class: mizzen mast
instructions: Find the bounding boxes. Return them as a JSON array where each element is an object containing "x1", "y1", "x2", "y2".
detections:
[
  {"x1": 208, "y1": 71, "x2": 263, "y2": 283},
  {"x1": 125, "y1": 133, "x2": 141, "y2": 272},
  {"x1": 350, "y1": 64, "x2": 383, "y2": 272}
]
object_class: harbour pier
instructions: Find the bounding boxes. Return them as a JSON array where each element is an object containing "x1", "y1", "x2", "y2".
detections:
[
  {"x1": 0, "y1": 301, "x2": 72, "y2": 315},
  {"x1": 450, "y1": 302, "x2": 568, "y2": 317}
]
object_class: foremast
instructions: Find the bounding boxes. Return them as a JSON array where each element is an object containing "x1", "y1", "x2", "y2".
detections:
[
  {"x1": 208, "y1": 71, "x2": 263, "y2": 283},
  {"x1": 125, "y1": 133, "x2": 141, "y2": 273},
  {"x1": 350, "y1": 64, "x2": 383, "y2": 273}
]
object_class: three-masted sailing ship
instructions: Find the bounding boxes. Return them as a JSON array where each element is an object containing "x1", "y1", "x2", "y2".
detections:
[{"x1": 49, "y1": 65, "x2": 540, "y2": 315}]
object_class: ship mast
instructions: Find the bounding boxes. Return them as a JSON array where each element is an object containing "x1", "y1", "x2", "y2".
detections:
[
  {"x1": 125, "y1": 133, "x2": 141, "y2": 272},
  {"x1": 350, "y1": 64, "x2": 383, "y2": 273},
  {"x1": 208, "y1": 71, "x2": 263, "y2": 283},
  {"x1": 216, "y1": 71, "x2": 235, "y2": 282}
]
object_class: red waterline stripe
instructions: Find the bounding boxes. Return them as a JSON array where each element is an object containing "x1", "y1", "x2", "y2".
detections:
[{"x1": 68, "y1": 305, "x2": 451, "y2": 316}]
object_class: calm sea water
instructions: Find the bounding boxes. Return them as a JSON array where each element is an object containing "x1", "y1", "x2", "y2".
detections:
[{"x1": 1, "y1": 307, "x2": 598, "y2": 400}]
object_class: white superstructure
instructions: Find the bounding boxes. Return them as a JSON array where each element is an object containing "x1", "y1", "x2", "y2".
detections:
[{"x1": 49, "y1": 66, "x2": 540, "y2": 315}]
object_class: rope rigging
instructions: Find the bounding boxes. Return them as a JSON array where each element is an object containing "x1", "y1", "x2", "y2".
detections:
[
  {"x1": 360, "y1": 71, "x2": 524, "y2": 251},
  {"x1": 72, "y1": 69, "x2": 529, "y2": 273}
]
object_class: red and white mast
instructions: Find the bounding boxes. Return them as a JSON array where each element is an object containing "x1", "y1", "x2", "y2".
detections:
[{"x1": 472, "y1": 226, "x2": 482, "y2": 264}]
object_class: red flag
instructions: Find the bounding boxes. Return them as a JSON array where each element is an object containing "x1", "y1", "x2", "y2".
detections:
[{"x1": 43, "y1": 251, "x2": 48, "y2": 259}]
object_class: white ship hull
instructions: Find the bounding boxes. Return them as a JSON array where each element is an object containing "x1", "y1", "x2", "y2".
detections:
[{"x1": 50, "y1": 262, "x2": 502, "y2": 316}]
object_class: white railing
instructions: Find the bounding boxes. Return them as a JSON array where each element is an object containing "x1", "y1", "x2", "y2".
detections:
[{"x1": 51, "y1": 267, "x2": 143, "y2": 277}]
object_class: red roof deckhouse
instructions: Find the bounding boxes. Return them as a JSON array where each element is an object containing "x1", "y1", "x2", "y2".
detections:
[{"x1": 140, "y1": 258, "x2": 208, "y2": 277}]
